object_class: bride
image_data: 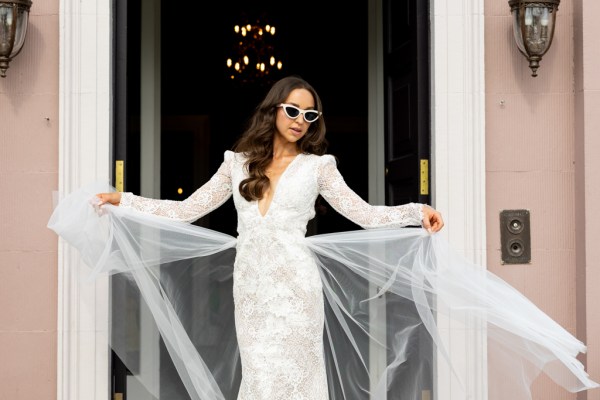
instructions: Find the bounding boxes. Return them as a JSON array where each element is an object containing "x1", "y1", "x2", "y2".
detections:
[{"x1": 49, "y1": 75, "x2": 597, "y2": 399}]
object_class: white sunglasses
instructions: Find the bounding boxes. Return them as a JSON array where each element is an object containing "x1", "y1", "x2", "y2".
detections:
[{"x1": 277, "y1": 103, "x2": 322, "y2": 123}]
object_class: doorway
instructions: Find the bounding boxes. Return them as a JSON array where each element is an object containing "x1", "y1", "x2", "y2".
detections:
[{"x1": 110, "y1": 0, "x2": 431, "y2": 399}]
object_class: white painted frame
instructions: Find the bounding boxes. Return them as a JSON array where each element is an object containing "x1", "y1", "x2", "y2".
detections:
[
  {"x1": 58, "y1": 0, "x2": 486, "y2": 399},
  {"x1": 57, "y1": 1, "x2": 111, "y2": 400},
  {"x1": 429, "y1": 1, "x2": 488, "y2": 399}
]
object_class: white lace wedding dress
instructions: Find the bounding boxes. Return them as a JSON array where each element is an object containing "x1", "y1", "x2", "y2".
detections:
[
  {"x1": 47, "y1": 151, "x2": 598, "y2": 400},
  {"x1": 119, "y1": 151, "x2": 424, "y2": 400}
]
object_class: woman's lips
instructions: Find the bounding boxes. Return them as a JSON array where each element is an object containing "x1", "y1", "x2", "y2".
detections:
[{"x1": 290, "y1": 127, "x2": 303, "y2": 136}]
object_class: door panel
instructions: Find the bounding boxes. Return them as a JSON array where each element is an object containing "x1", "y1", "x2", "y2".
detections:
[
  {"x1": 384, "y1": 0, "x2": 430, "y2": 207},
  {"x1": 383, "y1": 0, "x2": 434, "y2": 398}
]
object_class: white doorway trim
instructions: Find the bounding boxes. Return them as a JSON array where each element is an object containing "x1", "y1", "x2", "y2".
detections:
[
  {"x1": 57, "y1": 0, "x2": 487, "y2": 399},
  {"x1": 57, "y1": 1, "x2": 112, "y2": 399},
  {"x1": 430, "y1": 0, "x2": 488, "y2": 398}
]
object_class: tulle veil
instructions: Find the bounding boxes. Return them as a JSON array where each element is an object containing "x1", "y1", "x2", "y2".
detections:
[{"x1": 47, "y1": 182, "x2": 599, "y2": 399}]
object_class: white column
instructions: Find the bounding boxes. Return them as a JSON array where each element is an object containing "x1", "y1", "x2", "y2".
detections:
[
  {"x1": 58, "y1": 1, "x2": 111, "y2": 400},
  {"x1": 431, "y1": 0, "x2": 488, "y2": 399}
]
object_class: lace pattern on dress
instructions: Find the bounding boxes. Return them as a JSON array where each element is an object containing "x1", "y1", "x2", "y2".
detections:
[
  {"x1": 120, "y1": 152, "x2": 234, "y2": 222},
  {"x1": 317, "y1": 155, "x2": 423, "y2": 229},
  {"x1": 116, "y1": 151, "x2": 425, "y2": 400}
]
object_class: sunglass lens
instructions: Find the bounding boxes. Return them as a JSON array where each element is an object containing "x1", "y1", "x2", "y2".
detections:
[
  {"x1": 284, "y1": 106, "x2": 300, "y2": 118},
  {"x1": 305, "y1": 111, "x2": 319, "y2": 122}
]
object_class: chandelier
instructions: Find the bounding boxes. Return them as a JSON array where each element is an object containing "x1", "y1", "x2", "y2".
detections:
[{"x1": 226, "y1": 21, "x2": 283, "y2": 83}]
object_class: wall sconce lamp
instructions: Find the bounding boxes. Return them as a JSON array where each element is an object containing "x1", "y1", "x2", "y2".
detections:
[
  {"x1": 0, "y1": 0, "x2": 32, "y2": 78},
  {"x1": 509, "y1": 0, "x2": 560, "y2": 77}
]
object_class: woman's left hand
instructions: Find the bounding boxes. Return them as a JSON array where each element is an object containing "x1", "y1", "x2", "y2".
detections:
[{"x1": 422, "y1": 205, "x2": 444, "y2": 234}]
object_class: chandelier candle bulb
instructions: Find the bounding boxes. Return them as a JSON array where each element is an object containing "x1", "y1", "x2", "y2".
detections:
[
  {"x1": 541, "y1": 8, "x2": 549, "y2": 26},
  {"x1": 525, "y1": 8, "x2": 533, "y2": 25}
]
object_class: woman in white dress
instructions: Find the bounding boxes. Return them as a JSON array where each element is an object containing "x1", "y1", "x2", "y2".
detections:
[
  {"x1": 50, "y1": 76, "x2": 597, "y2": 400},
  {"x1": 95, "y1": 75, "x2": 444, "y2": 399}
]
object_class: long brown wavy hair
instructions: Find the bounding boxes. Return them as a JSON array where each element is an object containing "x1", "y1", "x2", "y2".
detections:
[{"x1": 233, "y1": 76, "x2": 328, "y2": 201}]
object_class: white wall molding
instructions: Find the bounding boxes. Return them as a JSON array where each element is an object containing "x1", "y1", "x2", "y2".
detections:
[
  {"x1": 57, "y1": 1, "x2": 111, "y2": 399},
  {"x1": 431, "y1": 0, "x2": 488, "y2": 399}
]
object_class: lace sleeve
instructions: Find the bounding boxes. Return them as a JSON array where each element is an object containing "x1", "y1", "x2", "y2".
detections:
[
  {"x1": 317, "y1": 155, "x2": 424, "y2": 229},
  {"x1": 119, "y1": 151, "x2": 234, "y2": 223}
]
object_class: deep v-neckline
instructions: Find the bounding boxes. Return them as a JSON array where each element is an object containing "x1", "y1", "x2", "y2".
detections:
[{"x1": 257, "y1": 153, "x2": 302, "y2": 218}]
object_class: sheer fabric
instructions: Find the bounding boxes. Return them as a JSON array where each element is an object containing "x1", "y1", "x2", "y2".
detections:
[{"x1": 47, "y1": 151, "x2": 598, "y2": 400}]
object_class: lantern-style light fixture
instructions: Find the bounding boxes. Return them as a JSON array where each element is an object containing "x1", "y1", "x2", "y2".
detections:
[
  {"x1": 508, "y1": 0, "x2": 560, "y2": 77},
  {"x1": 0, "y1": 0, "x2": 32, "y2": 78}
]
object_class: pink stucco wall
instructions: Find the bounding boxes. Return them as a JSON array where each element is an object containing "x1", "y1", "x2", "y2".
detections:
[
  {"x1": 486, "y1": 0, "x2": 599, "y2": 399},
  {"x1": 0, "y1": 1, "x2": 59, "y2": 399},
  {"x1": 574, "y1": 1, "x2": 600, "y2": 399}
]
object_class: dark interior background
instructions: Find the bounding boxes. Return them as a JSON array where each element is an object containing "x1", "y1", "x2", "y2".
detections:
[
  {"x1": 143, "y1": 0, "x2": 369, "y2": 236},
  {"x1": 114, "y1": 3, "x2": 435, "y2": 400}
]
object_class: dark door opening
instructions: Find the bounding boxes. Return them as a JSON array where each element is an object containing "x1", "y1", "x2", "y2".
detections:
[
  {"x1": 111, "y1": 0, "x2": 431, "y2": 398},
  {"x1": 383, "y1": 1, "x2": 434, "y2": 398}
]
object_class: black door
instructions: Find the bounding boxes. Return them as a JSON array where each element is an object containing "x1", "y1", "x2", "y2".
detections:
[
  {"x1": 111, "y1": 0, "x2": 142, "y2": 398},
  {"x1": 383, "y1": 1, "x2": 434, "y2": 399},
  {"x1": 110, "y1": 0, "x2": 430, "y2": 397},
  {"x1": 383, "y1": 0, "x2": 431, "y2": 207}
]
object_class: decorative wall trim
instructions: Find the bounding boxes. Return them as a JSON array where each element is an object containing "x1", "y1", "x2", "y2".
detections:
[
  {"x1": 431, "y1": 0, "x2": 488, "y2": 399},
  {"x1": 57, "y1": 1, "x2": 111, "y2": 399}
]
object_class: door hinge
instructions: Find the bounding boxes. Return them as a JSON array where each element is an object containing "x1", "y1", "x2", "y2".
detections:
[
  {"x1": 115, "y1": 160, "x2": 124, "y2": 192},
  {"x1": 420, "y1": 159, "x2": 429, "y2": 195}
]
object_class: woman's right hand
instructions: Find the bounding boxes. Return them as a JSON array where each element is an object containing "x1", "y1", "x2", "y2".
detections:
[{"x1": 96, "y1": 192, "x2": 122, "y2": 206}]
